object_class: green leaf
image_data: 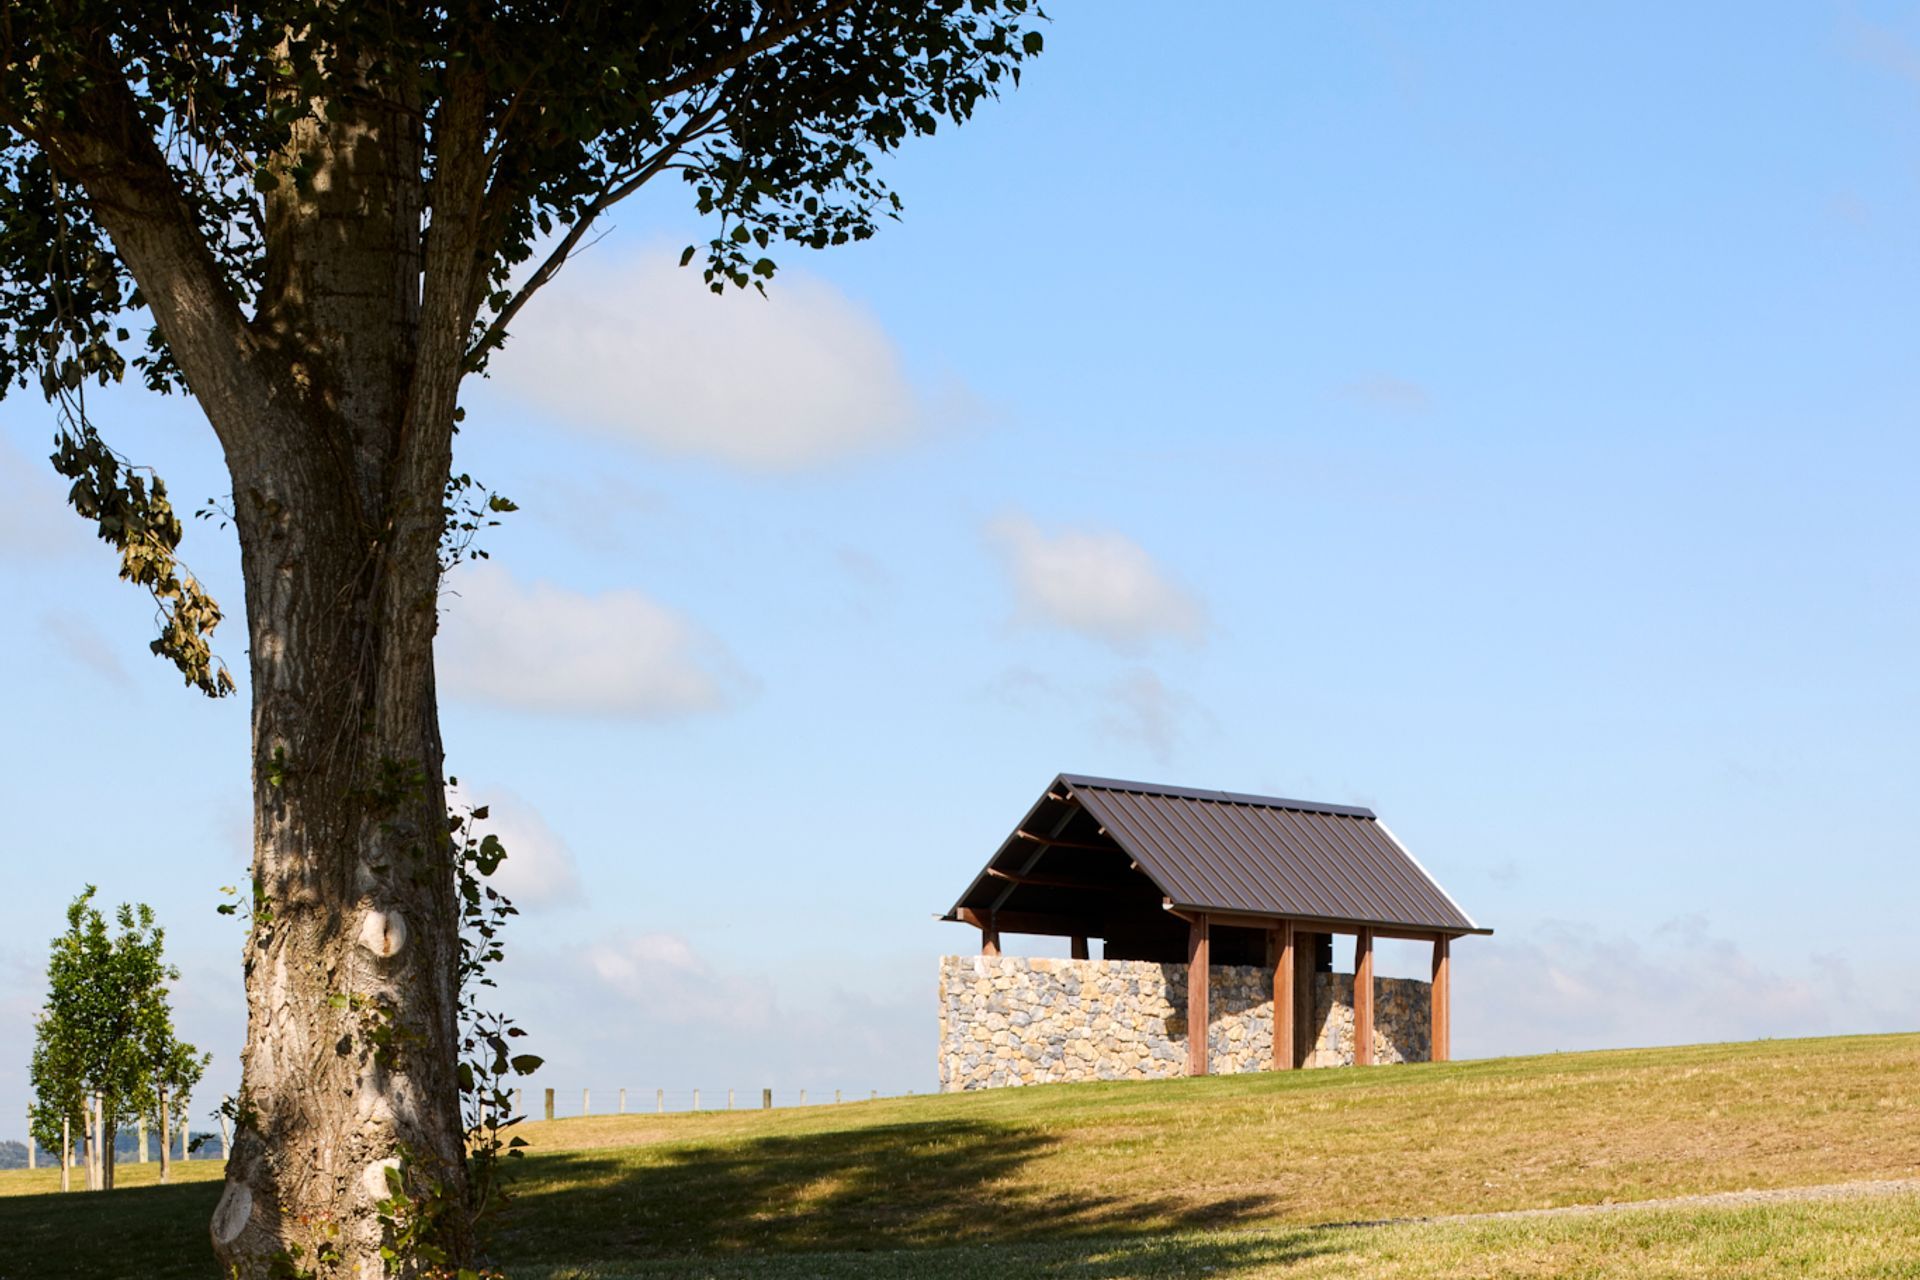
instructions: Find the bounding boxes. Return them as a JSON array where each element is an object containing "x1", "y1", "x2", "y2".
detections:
[{"x1": 509, "y1": 1054, "x2": 544, "y2": 1075}]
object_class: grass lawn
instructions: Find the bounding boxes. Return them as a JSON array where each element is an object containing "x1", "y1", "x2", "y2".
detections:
[{"x1": 4, "y1": 1032, "x2": 1918, "y2": 1278}]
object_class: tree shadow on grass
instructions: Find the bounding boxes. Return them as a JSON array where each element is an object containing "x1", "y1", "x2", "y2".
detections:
[
  {"x1": 496, "y1": 1117, "x2": 1317, "y2": 1273},
  {"x1": 0, "y1": 1179, "x2": 222, "y2": 1280}
]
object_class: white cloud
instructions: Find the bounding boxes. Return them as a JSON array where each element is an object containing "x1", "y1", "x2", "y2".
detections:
[
  {"x1": 490, "y1": 250, "x2": 931, "y2": 469},
  {"x1": 439, "y1": 563, "x2": 746, "y2": 718},
  {"x1": 1456, "y1": 917, "x2": 1920, "y2": 1060},
  {"x1": 987, "y1": 511, "x2": 1206, "y2": 652},
  {"x1": 584, "y1": 932, "x2": 778, "y2": 1033},
  {"x1": 447, "y1": 782, "x2": 584, "y2": 909}
]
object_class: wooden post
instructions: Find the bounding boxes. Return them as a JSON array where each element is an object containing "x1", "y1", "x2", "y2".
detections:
[
  {"x1": 762, "y1": 1088, "x2": 772, "y2": 1110},
  {"x1": 1070, "y1": 934, "x2": 1089, "y2": 960},
  {"x1": 1431, "y1": 935, "x2": 1451, "y2": 1063},
  {"x1": 980, "y1": 919, "x2": 1000, "y2": 957},
  {"x1": 799, "y1": 1089, "x2": 806, "y2": 1106},
  {"x1": 1353, "y1": 927, "x2": 1375, "y2": 1067},
  {"x1": 1272, "y1": 920, "x2": 1296, "y2": 1071},
  {"x1": 728, "y1": 1089, "x2": 735, "y2": 1110},
  {"x1": 1186, "y1": 913, "x2": 1210, "y2": 1077},
  {"x1": 618, "y1": 1087, "x2": 627, "y2": 1114},
  {"x1": 582, "y1": 1087, "x2": 590, "y2": 1116},
  {"x1": 692, "y1": 1088, "x2": 700, "y2": 1111},
  {"x1": 1294, "y1": 932, "x2": 1319, "y2": 1067},
  {"x1": 544, "y1": 1088, "x2": 555, "y2": 1121},
  {"x1": 656, "y1": 1088, "x2": 664, "y2": 1114}
]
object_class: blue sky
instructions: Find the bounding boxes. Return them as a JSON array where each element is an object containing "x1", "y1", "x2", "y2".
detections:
[{"x1": 5, "y1": 2, "x2": 1919, "y2": 1133}]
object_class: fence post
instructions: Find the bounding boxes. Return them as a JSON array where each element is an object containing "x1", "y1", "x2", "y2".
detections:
[
  {"x1": 582, "y1": 1087, "x2": 590, "y2": 1117},
  {"x1": 544, "y1": 1088, "x2": 555, "y2": 1122},
  {"x1": 618, "y1": 1087, "x2": 627, "y2": 1115},
  {"x1": 692, "y1": 1088, "x2": 700, "y2": 1111},
  {"x1": 762, "y1": 1088, "x2": 771, "y2": 1110},
  {"x1": 656, "y1": 1088, "x2": 664, "y2": 1114},
  {"x1": 727, "y1": 1089, "x2": 734, "y2": 1111},
  {"x1": 835, "y1": 1090, "x2": 842, "y2": 1104},
  {"x1": 870, "y1": 1090, "x2": 877, "y2": 1102},
  {"x1": 799, "y1": 1089, "x2": 806, "y2": 1107}
]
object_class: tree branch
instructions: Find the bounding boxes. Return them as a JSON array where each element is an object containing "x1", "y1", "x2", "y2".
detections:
[
  {"x1": 652, "y1": 0, "x2": 861, "y2": 101},
  {"x1": 464, "y1": 102, "x2": 724, "y2": 368},
  {"x1": 14, "y1": 53, "x2": 289, "y2": 468}
]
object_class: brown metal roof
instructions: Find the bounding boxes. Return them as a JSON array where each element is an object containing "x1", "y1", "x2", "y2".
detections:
[{"x1": 944, "y1": 773, "x2": 1487, "y2": 937}]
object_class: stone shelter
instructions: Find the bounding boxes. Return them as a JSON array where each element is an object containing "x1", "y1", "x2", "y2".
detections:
[{"x1": 937, "y1": 774, "x2": 1489, "y2": 1090}]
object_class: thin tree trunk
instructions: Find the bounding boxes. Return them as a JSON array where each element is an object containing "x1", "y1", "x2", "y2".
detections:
[
  {"x1": 102, "y1": 1115, "x2": 115, "y2": 1190},
  {"x1": 88, "y1": 1093, "x2": 100, "y2": 1191},
  {"x1": 60, "y1": 1114, "x2": 69, "y2": 1193},
  {"x1": 158, "y1": 1086, "x2": 170, "y2": 1185}
]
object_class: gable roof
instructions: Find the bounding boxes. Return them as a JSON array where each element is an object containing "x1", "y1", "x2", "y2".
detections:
[{"x1": 944, "y1": 773, "x2": 1488, "y2": 937}]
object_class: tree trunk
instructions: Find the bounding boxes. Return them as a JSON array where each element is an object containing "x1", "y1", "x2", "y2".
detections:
[
  {"x1": 41, "y1": 45, "x2": 485, "y2": 1278},
  {"x1": 158, "y1": 1087, "x2": 170, "y2": 1185},
  {"x1": 60, "y1": 1114, "x2": 69, "y2": 1194},
  {"x1": 102, "y1": 1116, "x2": 115, "y2": 1190},
  {"x1": 208, "y1": 439, "x2": 467, "y2": 1274}
]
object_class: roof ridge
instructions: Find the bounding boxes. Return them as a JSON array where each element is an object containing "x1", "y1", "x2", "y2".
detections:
[{"x1": 1058, "y1": 773, "x2": 1377, "y2": 820}]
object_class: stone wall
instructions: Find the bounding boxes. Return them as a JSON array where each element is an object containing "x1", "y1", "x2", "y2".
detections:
[{"x1": 937, "y1": 955, "x2": 1430, "y2": 1091}]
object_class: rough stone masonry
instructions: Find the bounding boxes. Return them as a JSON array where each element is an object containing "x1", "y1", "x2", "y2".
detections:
[{"x1": 937, "y1": 955, "x2": 1431, "y2": 1091}]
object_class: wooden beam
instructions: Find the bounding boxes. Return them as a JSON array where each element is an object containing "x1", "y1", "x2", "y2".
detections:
[
  {"x1": 980, "y1": 920, "x2": 1000, "y2": 957},
  {"x1": 1161, "y1": 906, "x2": 1450, "y2": 943},
  {"x1": 1353, "y1": 927, "x2": 1374, "y2": 1067},
  {"x1": 985, "y1": 867, "x2": 1155, "y2": 895},
  {"x1": 1186, "y1": 913, "x2": 1210, "y2": 1076},
  {"x1": 1294, "y1": 931, "x2": 1320, "y2": 1067},
  {"x1": 1272, "y1": 920, "x2": 1296, "y2": 1071},
  {"x1": 1013, "y1": 829, "x2": 1121, "y2": 854},
  {"x1": 1071, "y1": 934, "x2": 1089, "y2": 960},
  {"x1": 1431, "y1": 935, "x2": 1451, "y2": 1063}
]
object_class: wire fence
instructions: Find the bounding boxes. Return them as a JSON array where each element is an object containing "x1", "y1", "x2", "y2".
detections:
[{"x1": 515, "y1": 1085, "x2": 918, "y2": 1119}]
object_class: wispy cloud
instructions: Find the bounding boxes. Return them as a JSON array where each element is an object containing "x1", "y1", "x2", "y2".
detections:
[
  {"x1": 986, "y1": 511, "x2": 1206, "y2": 653},
  {"x1": 39, "y1": 610, "x2": 131, "y2": 686},
  {"x1": 1457, "y1": 917, "x2": 1919, "y2": 1059},
  {"x1": 491, "y1": 250, "x2": 950, "y2": 470},
  {"x1": 439, "y1": 563, "x2": 748, "y2": 718},
  {"x1": 1095, "y1": 668, "x2": 1211, "y2": 764},
  {"x1": 0, "y1": 438, "x2": 86, "y2": 562},
  {"x1": 1339, "y1": 374, "x2": 1432, "y2": 413}
]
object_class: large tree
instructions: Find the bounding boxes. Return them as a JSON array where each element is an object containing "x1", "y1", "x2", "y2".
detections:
[{"x1": 0, "y1": 3, "x2": 1040, "y2": 1274}]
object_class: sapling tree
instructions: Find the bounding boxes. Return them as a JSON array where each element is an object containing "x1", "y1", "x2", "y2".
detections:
[
  {"x1": 0, "y1": 3, "x2": 1042, "y2": 1273},
  {"x1": 27, "y1": 887, "x2": 206, "y2": 1191}
]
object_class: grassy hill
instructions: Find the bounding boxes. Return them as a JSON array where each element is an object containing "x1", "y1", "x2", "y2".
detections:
[{"x1": 4, "y1": 1033, "x2": 1918, "y2": 1278}]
